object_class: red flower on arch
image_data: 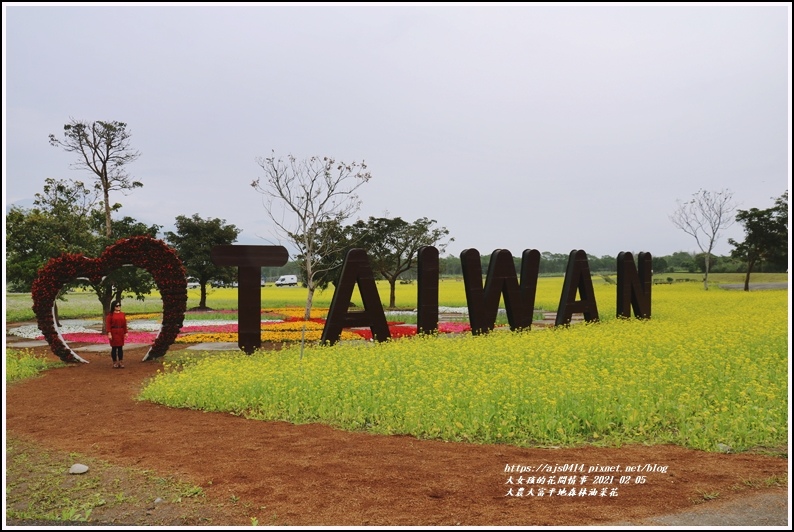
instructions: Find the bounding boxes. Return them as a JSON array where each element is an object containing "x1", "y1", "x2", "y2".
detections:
[{"x1": 31, "y1": 236, "x2": 188, "y2": 363}]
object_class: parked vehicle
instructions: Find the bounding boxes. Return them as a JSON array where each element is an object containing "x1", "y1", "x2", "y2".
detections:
[{"x1": 275, "y1": 275, "x2": 298, "y2": 287}]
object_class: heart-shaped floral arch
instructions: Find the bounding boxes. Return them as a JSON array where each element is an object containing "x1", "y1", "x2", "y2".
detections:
[{"x1": 31, "y1": 236, "x2": 188, "y2": 363}]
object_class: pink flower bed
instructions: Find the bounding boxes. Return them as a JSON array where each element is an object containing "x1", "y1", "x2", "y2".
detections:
[
  {"x1": 59, "y1": 332, "x2": 159, "y2": 344},
  {"x1": 437, "y1": 322, "x2": 471, "y2": 334}
]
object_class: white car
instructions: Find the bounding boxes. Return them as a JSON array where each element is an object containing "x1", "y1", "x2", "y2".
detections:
[{"x1": 275, "y1": 275, "x2": 298, "y2": 287}]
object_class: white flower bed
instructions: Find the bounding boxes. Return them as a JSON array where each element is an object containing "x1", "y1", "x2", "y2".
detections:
[
  {"x1": 128, "y1": 322, "x2": 163, "y2": 332},
  {"x1": 7, "y1": 324, "x2": 97, "y2": 339},
  {"x1": 438, "y1": 307, "x2": 469, "y2": 314}
]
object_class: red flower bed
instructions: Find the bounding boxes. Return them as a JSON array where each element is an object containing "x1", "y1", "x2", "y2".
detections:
[{"x1": 350, "y1": 322, "x2": 471, "y2": 341}]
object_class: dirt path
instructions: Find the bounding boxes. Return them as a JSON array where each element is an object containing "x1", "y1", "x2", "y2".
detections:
[{"x1": 5, "y1": 343, "x2": 789, "y2": 526}]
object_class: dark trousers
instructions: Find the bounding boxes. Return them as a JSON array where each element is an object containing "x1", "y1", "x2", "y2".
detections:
[{"x1": 111, "y1": 346, "x2": 124, "y2": 362}]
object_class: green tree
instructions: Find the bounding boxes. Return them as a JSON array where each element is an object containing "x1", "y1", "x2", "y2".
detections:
[
  {"x1": 251, "y1": 152, "x2": 372, "y2": 320},
  {"x1": 164, "y1": 214, "x2": 241, "y2": 309},
  {"x1": 729, "y1": 191, "x2": 788, "y2": 291},
  {"x1": 6, "y1": 178, "x2": 99, "y2": 292},
  {"x1": 587, "y1": 254, "x2": 615, "y2": 272},
  {"x1": 651, "y1": 256, "x2": 668, "y2": 274},
  {"x1": 539, "y1": 252, "x2": 569, "y2": 274},
  {"x1": 666, "y1": 251, "x2": 696, "y2": 273},
  {"x1": 5, "y1": 207, "x2": 49, "y2": 292},
  {"x1": 49, "y1": 119, "x2": 142, "y2": 238},
  {"x1": 439, "y1": 255, "x2": 462, "y2": 277},
  {"x1": 669, "y1": 189, "x2": 737, "y2": 290},
  {"x1": 352, "y1": 216, "x2": 452, "y2": 308}
]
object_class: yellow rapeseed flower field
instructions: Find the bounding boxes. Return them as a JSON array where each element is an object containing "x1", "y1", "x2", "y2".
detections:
[{"x1": 139, "y1": 284, "x2": 788, "y2": 452}]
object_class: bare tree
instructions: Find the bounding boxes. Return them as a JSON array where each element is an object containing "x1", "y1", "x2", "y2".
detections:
[
  {"x1": 49, "y1": 119, "x2": 142, "y2": 238},
  {"x1": 252, "y1": 152, "x2": 372, "y2": 319},
  {"x1": 669, "y1": 189, "x2": 737, "y2": 290}
]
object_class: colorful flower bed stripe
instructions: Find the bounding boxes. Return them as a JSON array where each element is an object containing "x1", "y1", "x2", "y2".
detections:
[
  {"x1": 50, "y1": 319, "x2": 473, "y2": 345},
  {"x1": 173, "y1": 330, "x2": 364, "y2": 344}
]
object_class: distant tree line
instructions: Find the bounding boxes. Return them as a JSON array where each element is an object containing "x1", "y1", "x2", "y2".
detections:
[{"x1": 264, "y1": 245, "x2": 787, "y2": 285}]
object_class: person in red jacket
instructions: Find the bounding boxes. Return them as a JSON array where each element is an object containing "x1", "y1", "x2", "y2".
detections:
[{"x1": 106, "y1": 301, "x2": 128, "y2": 368}]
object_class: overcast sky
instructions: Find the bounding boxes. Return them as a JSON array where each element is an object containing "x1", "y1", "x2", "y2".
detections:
[{"x1": 3, "y1": 3, "x2": 791, "y2": 261}]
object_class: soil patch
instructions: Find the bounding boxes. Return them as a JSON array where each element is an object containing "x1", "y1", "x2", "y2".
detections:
[{"x1": 5, "y1": 340, "x2": 789, "y2": 526}]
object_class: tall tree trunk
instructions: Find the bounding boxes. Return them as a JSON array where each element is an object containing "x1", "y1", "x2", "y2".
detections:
[
  {"x1": 304, "y1": 286, "x2": 316, "y2": 321},
  {"x1": 199, "y1": 283, "x2": 207, "y2": 309},
  {"x1": 103, "y1": 186, "x2": 112, "y2": 239},
  {"x1": 388, "y1": 278, "x2": 397, "y2": 309},
  {"x1": 304, "y1": 255, "x2": 315, "y2": 320},
  {"x1": 743, "y1": 258, "x2": 756, "y2": 292},
  {"x1": 95, "y1": 283, "x2": 114, "y2": 334},
  {"x1": 703, "y1": 254, "x2": 711, "y2": 291}
]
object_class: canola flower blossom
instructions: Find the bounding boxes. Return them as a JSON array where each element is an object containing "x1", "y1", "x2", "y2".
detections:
[{"x1": 139, "y1": 285, "x2": 788, "y2": 453}]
